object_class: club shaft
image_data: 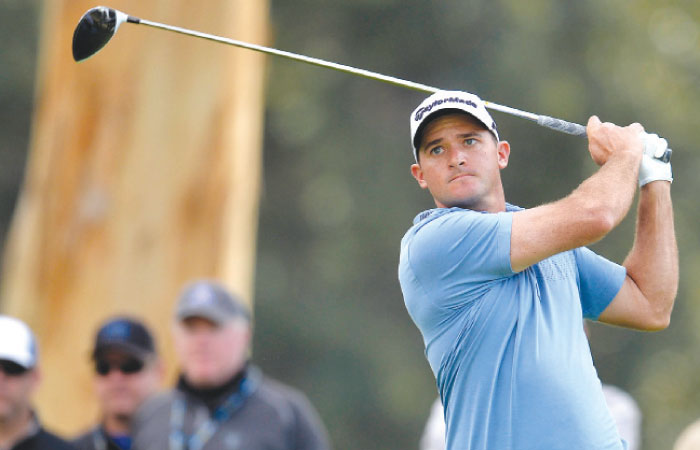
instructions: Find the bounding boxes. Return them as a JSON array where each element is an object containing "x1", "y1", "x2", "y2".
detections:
[
  {"x1": 132, "y1": 17, "x2": 586, "y2": 136},
  {"x1": 128, "y1": 16, "x2": 671, "y2": 162}
]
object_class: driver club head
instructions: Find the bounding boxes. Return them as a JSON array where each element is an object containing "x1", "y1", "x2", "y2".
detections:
[{"x1": 72, "y1": 6, "x2": 130, "y2": 62}]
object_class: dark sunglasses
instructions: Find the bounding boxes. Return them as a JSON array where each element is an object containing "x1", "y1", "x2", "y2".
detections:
[
  {"x1": 0, "y1": 360, "x2": 29, "y2": 376},
  {"x1": 95, "y1": 358, "x2": 144, "y2": 376}
]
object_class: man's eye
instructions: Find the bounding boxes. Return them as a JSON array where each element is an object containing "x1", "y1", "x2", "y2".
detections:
[
  {"x1": 429, "y1": 146, "x2": 444, "y2": 155},
  {"x1": 464, "y1": 138, "x2": 476, "y2": 146}
]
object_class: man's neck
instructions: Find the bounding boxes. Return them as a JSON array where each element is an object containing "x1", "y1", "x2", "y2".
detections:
[
  {"x1": 178, "y1": 365, "x2": 248, "y2": 413},
  {"x1": 436, "y1": 190, "x2": 506, "y2": 213},
  {"x1": 102, "y1": 414, "x2": 130, "y2": 436},
  {"x1": 0, "y1": 408, "x2": 34, "y2": 449}
]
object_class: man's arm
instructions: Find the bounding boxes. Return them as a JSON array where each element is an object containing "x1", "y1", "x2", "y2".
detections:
[
  {"x1": 510, "y1": 116, "x2": 643, "y2": 273},
  {"x1": 598, "y1": 181, "x2": 678, "y2": 330}
]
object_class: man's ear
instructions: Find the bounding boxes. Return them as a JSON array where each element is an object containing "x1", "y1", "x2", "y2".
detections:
[
  {"x1": 411, "y1": 164, "x2": 428, "y2": 189},
  {"x1": 497, "y1": 141, "x2": 511, "y2": 169}
]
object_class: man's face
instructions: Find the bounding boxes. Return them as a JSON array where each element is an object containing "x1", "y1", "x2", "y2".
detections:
[
  {"x1": 173, "y1": 317, "x2": 250, "y2": 389},
  {"x1": 411, "y1": 113, "x2": 510, "y2": 212},
  {"x1": 93, "y1": 350, "x2": 161, "y2": 421},
  {"x1": 0, "y1": 360, "x2": 38, "y2": 424}
]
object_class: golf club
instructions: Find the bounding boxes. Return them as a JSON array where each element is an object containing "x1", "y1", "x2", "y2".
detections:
[{"x1": 72, "y1": 6, "x2": 671, "y2": 162}]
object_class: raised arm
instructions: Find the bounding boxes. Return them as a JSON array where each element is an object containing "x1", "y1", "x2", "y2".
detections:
[
  {"x1": 510, "y1": 116, "x2": 643, "y2": 273},
  {"x1": 597, "y1": 179, "x2": 678, "y2": 330}
]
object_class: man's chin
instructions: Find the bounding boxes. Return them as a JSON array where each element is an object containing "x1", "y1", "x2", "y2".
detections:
[{"x1": 185, "y1": 371, "x2": 223, "y2": 389}]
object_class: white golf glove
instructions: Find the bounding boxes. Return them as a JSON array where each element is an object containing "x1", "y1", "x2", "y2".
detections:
[{"x1": 638, "y1": 133, "x2": 673, "y2": 187}]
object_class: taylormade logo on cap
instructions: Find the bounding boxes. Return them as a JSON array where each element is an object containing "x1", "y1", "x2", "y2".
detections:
[
  {"x1": 410, "y1": 90, "x2": 499, "y2": 161},
  {"x1": 413, "y1": 96, "x2": 478, "y2": 121}
]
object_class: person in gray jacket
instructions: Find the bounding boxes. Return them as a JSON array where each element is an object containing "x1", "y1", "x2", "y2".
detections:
[{"x1": 131, "y1": 279, "x2": 331, "y2": 450}]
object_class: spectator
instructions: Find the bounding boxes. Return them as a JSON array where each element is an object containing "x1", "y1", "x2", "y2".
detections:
[
  {"x1": 419, "y1": 398, "x2": 445, "y2": 450},
  {"x1": 131, "y1": 279, "x2": 331, "y2": 450},
  {"x1": 73, "y1": 317, "x2": 163, "y2": 450},
  {"x1": 601, "y1": 384, "x2": 641, "y2": 450},
  {"x1": 0, "y1": 315, "x2": 75, "y2": 450},
  {"x1": 674, "y1": 418, "x2": 700, "y2": 450},
  {"x1": 585, "y1": 321, "x2": 642, "y2": 450}
]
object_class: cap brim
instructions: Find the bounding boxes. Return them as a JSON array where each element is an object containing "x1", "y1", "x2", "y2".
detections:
[
  {"x1": 176, "y1": 308, "x2": 231, "y2": 326},
  {"x1": 0, "y1": 354, "x2": 34, "y2": 369},
  {"x1": 413, "y1": 108, "x2": 492, "y2": 153},
  {"x1": 92, "y1": 342, "x2": 152, "y2": 361}
]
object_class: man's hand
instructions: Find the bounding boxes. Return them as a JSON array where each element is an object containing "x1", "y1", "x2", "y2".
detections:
[
  {"x1": 586, "y1": 116, "x2": 644, "y2": 167},
  {"x1": 639, "y1": 133, "x2": 673, "y2": 187}
]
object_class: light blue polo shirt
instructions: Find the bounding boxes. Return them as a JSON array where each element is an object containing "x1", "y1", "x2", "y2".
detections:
[{"x1": 399, "y1": 205, "x2": 627, "y2": 450}]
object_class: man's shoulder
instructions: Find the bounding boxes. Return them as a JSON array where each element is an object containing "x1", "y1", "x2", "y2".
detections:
[
  {"x1": 130, "y1": 390, "x2": 177, "y2": 449},
  {"x1": 410, "y1": 203, "x2": 521, "y2": 226},
  {"x1": 256, "y1": 372, "x2": 311, "y2": 406},
  {"x1": 70, "y1": 427, "x2": 97, "y2": 449},
  {"x1": 251, "y1": 371, "x2": 323, "y2": 420},
  {"x1": 407, "y1": 206, "x2": 512, "y2": 234},
  {"x1": 250, "y1": 370, "x2": 330, "y2": 446},
  {"x1": 18, "y1": 427, "x2": 76, "y2": 450},
  {"x1": 411, "y1": 207, "x2": 471, "y2": 226},
  {"x1": 131, "y1": 389, "x2": 177, "y2": 433},
  {"x1": 403, "y1": 208, "x2": 465, "y2": 243},
  {"x1": 401, "y1": 206, "x2": 512, "y2": 260},
  {"x1": 135, "y1": 389, "x2": 177, "y2": 420}
]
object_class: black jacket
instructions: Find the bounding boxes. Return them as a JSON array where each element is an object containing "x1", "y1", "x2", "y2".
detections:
[
  {"x1": 72, "y1": 426, "x2": 124, "y2": 450},
  {"x1": 11, "y1": 427, "x2": 75, "y2": 450}
]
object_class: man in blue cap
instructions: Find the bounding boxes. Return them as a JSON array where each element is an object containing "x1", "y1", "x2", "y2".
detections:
[{"x1": 73, "y1": 317, "x2": 163, "y2": 450}]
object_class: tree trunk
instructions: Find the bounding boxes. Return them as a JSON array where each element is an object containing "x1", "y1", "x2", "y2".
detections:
[{"x1": 0, "y1": 0, "x2": 267, "y2": 435}]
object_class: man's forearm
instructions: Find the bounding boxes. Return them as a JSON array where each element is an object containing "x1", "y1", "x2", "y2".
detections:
[
  {"x1": 510, "y1": 151, "x2": 640, "y2": 272},
  {"x1": 573, "y1": 151, "x2": 640, "y2": 229},
  {"x1": 623, "y1": 182, "x2": 678, "y2": 319}
]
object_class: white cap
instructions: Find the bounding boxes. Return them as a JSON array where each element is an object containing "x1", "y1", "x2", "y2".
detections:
[
  {"x1": 410, "y1": 90, "x2": 499, "y2": 161},
  {"x1": 0, "y1": 315, "x2": 38, "y2": 369}
]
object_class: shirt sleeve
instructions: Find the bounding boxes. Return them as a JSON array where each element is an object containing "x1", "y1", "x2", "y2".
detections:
[
  {"x1": 574, "y1": 247, "x2": 627, "y2": 320},
  {"x1": 406, "y1": 209, "x2": 514, "y2": 309}
]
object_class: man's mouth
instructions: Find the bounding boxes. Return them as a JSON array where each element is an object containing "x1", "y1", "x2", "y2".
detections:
[{"x1": 450, "y1": 173, "x2": 473, "y2": 182}]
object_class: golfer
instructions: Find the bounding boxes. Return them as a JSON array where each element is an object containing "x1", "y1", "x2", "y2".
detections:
[{"x1": 398, "y1": 90, "x2": 677, "y2": 450}]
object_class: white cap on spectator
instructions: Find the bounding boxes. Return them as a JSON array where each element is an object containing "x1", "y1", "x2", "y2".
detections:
[{"x1": 0, "y1": 315, "x2": 38, "y2": 369}]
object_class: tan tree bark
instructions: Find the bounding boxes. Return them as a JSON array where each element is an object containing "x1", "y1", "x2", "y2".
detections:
[{"x1": 0, "y1": 0, "x2": 267, "y2": 435}]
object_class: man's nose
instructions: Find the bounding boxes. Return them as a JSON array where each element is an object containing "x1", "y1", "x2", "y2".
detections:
[
  {"x1": 104, "y1": 368, "x2": 128, "y2": 380},
  {"x1": 448, "y1": 148, "x2": 466, "y2": 167}
]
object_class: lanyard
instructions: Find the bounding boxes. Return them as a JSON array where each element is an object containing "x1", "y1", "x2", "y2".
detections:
[
  {"x1": 169, "y1": 368, "x2": 260, "y2": 450},
  {"x1": 93, "y1": 427, "x2": 130, "y2": 450}
]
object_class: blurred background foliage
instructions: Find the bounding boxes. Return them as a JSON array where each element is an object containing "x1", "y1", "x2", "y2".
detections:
[{"x1": 1, "y1": 0, "x2": 699, "y2": 448}]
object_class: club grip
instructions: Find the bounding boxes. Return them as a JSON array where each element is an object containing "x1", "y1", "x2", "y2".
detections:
[
  {"x1": 537, "y1": 115, "x2": 672, "y2": 163},
  {"x1": 536, "y1": 115, "x2": 587, "y2": 136}
]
